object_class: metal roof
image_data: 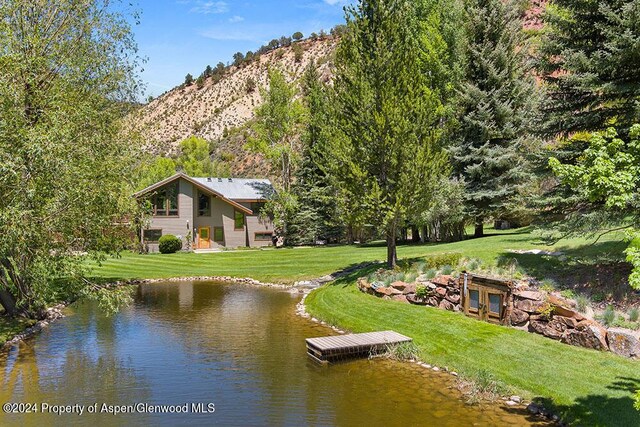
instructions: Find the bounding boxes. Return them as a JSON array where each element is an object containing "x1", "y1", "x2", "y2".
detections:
[{"x1": 192, "y1": 177, "x2": 275, "y2": 200}]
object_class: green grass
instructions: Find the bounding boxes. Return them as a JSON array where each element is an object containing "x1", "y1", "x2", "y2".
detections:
[
  {"x1": 88, "y1": 226, "x2": 626, "y2": 284},
  {"x1": 0, "y1": 316, "x2": 36, "y2": 343},
  {"x1": 305, "y1": 277, "x2": 640, "y2": 426}
]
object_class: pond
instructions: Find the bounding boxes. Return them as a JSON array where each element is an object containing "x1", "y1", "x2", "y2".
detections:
[{"x1": 0, "y1": 281, "x2": 542, "y2": 426}]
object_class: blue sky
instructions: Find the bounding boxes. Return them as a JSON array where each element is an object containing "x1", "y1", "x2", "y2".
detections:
[{"x1": 134, "y1": 1, "x2": 353, "y2": 97}]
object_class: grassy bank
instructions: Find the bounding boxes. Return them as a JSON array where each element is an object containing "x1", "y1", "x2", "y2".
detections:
[
  {"x1": 0, "y1": 317, "x2": 36, "y2": 344},
  {"x1": 305, "y1": 275, "x2": 640, "y2": 426}
]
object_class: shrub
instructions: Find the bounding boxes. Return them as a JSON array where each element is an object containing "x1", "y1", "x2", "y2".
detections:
[
  {"x1": 440, "y1": 265, "x2": 453, "y2": 275},
  {"x1": 424, "y1": 253, "x2": 463, "y2": 269},
  {"x1": 560, "y1": 289, "x2": 576, "y2": 299},
  {"x1": 159, "y1": 235, "x2": 182, "y2": 254},
  {"x1": 629, "y1": 307, "x2": 639, "y2": 322},
  {"x1": 602, "y1": 305, "x2": 616, "y2": 327},
  {"x1": 415, "y1": 285, "x2": 428, "y2": 298},
  {"x1": 539, "y1": 279, "x2": 557, "y2": 293},
  {"x1": 575, "y1": 294, "x2": 591, "y2": 313},
  {"x1": 423, "y1": 268, "x2": 437, "y2": 279}
]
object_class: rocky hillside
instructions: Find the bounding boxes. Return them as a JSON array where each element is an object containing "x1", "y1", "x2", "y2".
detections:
[{"x1": 140, "y1": 38, "x2": 337, "y2": 156}]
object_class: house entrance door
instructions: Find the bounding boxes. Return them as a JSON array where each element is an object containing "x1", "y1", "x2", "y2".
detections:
[{"x1": 198, "y1": 227, "x2": 211, "y2": 249}]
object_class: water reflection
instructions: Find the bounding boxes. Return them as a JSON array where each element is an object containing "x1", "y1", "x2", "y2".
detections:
[{"x1": 0, "y1": 281, "x2": 543, "y2": 426}]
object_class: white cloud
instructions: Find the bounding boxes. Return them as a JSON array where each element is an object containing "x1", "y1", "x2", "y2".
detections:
[
  {"x1": 228, "y1": 15, "x2": 244, "y2": 23},
  {"x1": 189, "y1": 1, "x2": 228, "y2": 14}
]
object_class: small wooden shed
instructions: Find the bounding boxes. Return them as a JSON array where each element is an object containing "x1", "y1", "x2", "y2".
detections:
[{"x1": 460, "y1": 273, "x2": 513, "y2": 325}]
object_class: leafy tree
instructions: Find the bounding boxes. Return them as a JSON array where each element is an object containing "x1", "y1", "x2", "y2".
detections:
[
  {"x1": 292, "y1": 31, "x2": 304, "y2": 41},
  {"x1": 279, "y1": 36, "x2": 292, "y2": 47},
  {"x1": 245, "y1": 50, "x2": 255, "y2": 63},
  {"x1": 449, "y1": 0, "x2": 538, "y2": 237},
  {"x1": 137, "y1": 157, "x2": 177, "y2": 190},
  {"x1": 331, "y1": 0, "x2": 451, "y2": 267},
  {"x1": 290, "y1": 63, "x2": 344, "y2": 245},
  {"x1": 215, "y1": 62, "x2": 225, "y2": 74},
  {"x1": 268, "y1": 39, "x2": 280, "y2": 50},
  {"x1": 248, "y1": 69, "x2": 305, "y2": 242},
  {"x1": 549, "y1": 126, "x2": 640, "y2": 289},
  {"x1": 176, "y1": 136, "x2": 216, "y2": 177},
  {"x1": 538, "y1": 0, "x2": 640, "y2": 137},
  {"x1": 204, "y1": 64, "x2": 213, "y2": 77},
  {"x1": 0, "y1": 0, "x2": 142, "y2": 317},
  {"x1": 184, "y1": 73, "x2": 194, "y2": 86}
]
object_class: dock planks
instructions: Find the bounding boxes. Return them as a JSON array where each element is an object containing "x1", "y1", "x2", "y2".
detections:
[{"x1": 306, "y1": 330, "x2": 412, "y2": 363}]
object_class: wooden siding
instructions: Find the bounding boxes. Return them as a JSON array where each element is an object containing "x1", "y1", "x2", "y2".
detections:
[{"x1": 146, "y1": 178, "x2": 194, "y2": 251}]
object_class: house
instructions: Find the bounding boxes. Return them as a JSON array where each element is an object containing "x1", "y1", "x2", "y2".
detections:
[{"x1": 134, "y1": 173, "x2": 276, "y2": 251}]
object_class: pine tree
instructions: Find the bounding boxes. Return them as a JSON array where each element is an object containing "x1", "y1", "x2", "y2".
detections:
[
  {"x1": 450, "y1": 0, "x2": 538, "y2": 237},
  {"x1": 290, "y1": 63, "x2": 343, "y2": 245},
  {"x1": 331, "y1": 0, "x2": 451, "y2": 267},
  {"x1": 538, "y1": 0, "x2": 640, "y2": 137}
]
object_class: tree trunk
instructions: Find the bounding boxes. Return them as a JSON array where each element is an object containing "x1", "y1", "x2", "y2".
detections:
[
  {"x1": 474, "y1": 218, "x2": 484, "y2": 238},
  {"x1": 411, "y1": 226, "x2": 420, "y2": 243},
  {"x1": 420, "y1": 226, "x2": 427, "y2": 243},
  {"x1": 386, "y1": 228, "x2": 397, "y2": 268},
  {"x1": 0, "y1": 290, "x2": 17, "y2": 317}
]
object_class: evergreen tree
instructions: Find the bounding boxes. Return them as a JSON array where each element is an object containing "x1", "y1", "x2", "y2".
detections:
[
  {"x1": 450, "y1": 0, "x2": 538, "y2": 237},
  {"x1": 184, "y1": 73, "x2": 193, "y2": 86},
  {"x1": 290, "y1": 63, "x2": 343, "y2": 245},
  {"x1": 538, "y1": 0, "x2": 640, "y2": 137},
  {"x1": 331, "y1": 0, "x2": 451, "y2": 267}
]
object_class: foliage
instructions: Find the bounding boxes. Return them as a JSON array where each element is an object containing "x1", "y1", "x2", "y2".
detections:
[
  {"x1": 415, "y1": 285, "x2": 429, "y2": 298},
  {"x1": 136, "y1": 157, "x2": 176, "y2": 190},
  {"x1": 331, "y1": 0, "x2": 454, "y2": 267},
  {"x1": 424, "y1": 252, "x2": 463, "y2": 269},
  {"x1": 176, "y1": 136, "x2": 215, "y2": 177},
  {"x1": 0, "y1": 0, "x2": 143, "y2": 318},
  {"x1": 549, "y1": 126, "x2": 640, "y2": 288},
  {"x1": 629, "y1": 307, "x2": 639, "y2": 322},
  {"x1": 414, "y1": 177, "x2": 466, "y2": 242},
  {"x1": 292, "y1": 31, "x2": 304, "y2": 41},
  {"x1": 635, "y1": 390, "x2": 640, "y2": 411},
  {"x1": 184, "y1": 73, "x2": 193, "y2": 86},
  {"x1": 292, "y1": 43, "x2": 304, "y2": 63},
  {"x1": 602, "y1": 305, "x2": 617, "y2": 327},
  {"x1": 537, "y1": 0, "x2": 640, "y2": 137},
  {"x1": 158, "y1": 235, "x2": 182, "y2": 254},
  {"x1": 450, "y1": 0, "x2": 538, "y2": 237}
]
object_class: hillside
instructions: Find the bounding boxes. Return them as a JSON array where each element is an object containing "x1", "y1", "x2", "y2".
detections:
[{"x1": 140, "y1": 37, "x2": 337, "y2": 176}]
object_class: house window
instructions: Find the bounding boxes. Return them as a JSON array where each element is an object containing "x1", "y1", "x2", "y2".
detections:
[
  {"x1": 255, "y1": 233, "x2": 273, "y2": 241},
  {"x1": 198, "y1": 192, "x2": 211, "y2": 216},
  {"x1": 143, "y1": 229, "x2": 162, "y2": 242},
  {"x1": 213, "y1": 227, "x2": 224, "y2": 243},
  {"x1": 152, "y1": 182, "x2": 179, "y2": 216},
  {"x1": 234, "y1": 210, "x2": 245, "y2": 230},
  {"x1": 251, "y1": 202, "x2": 265, "y2": 215}
]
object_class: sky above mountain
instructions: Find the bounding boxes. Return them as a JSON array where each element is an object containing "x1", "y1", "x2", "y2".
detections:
[{"x1": 135, "y1": 0, "x2": 352, "y2": 97}]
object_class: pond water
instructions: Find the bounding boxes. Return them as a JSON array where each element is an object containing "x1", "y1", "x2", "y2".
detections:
[{"x1": 0, "y1": 281, "x2": 542, "y2": 426}]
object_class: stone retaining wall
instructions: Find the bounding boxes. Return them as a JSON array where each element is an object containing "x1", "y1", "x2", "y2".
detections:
[{"x1": 358, "y1": 272, "x2": 640, "y2": 358}]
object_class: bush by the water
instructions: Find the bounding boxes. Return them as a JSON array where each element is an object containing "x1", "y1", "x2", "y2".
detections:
[{"x1": 159, "y1": 235, "x2": 182, "y2": 254}]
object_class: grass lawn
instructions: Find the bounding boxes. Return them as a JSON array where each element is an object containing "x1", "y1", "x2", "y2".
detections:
[
  {"x1": 305, "y1": 276, "x2": 640, "y2": 426},
  {"x1": 88, "y1": 226, "x2": 627, "y2": 284}
]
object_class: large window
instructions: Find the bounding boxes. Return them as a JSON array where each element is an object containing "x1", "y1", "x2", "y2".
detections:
[
  {"x1": 143, "y1": 229, "x2": 162, "y2": 242},
  {"x1": 213, "y1": 227, "x2": 224, "y2": 243},
  {"x1": 234, "y1": 210, "x2": 245, "y2": 230},
  {"x1": 255, "y1": 232, "x2": 273, "y2": 241},
  {"x1": 152, "y1": 182, "x2": 179, "y2": 216},
  {"x1": 198, "y1": 192, "x2": 211, "y2": 216}
]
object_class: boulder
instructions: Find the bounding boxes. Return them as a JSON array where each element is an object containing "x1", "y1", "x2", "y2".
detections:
[
  {"x1": 549, "y1": 294, "x2": 577, "y2": 309},
  {"x1": 529, "y1": 320, "x2": 564, "y2": 340},
  {"x1": 391, "y1": 281, "x2": 408, "y2": 291},
  {"x1": 515, "y1": 290, "x2": 543, "y2": 301},
  {"x1": 515, "y1": 298, "x2": 547, "y2": 313},
  {"x1": 438, "y1": 299, "x2": 455, "y2": 311},
  {"x1": 406, "y1": 294, "x2": 428, "y2": 305},
  {"x1": 510, "y1": 308, "x2": 530, "y2": 326},
  {"x1": 427, "y1": 296, "x2": 440, "y2": 307},
  {"x1": 552, "y1": 315, "x2": 579, "y2": 329},
  {"x1": 392, "y1": 294, "x2": 410, "y2": 304},
  {"x1": 552, "y1": 304, "x2": 585, "y2": 321},
  {"x1": 563, "y1": 322, "x2": 608, "y2": 350},
  {"x1": 445, "y1": 292, "x2": 461, "y2": 304},
  {"x1": 432, "y1": 275, "x2": 454, "y2": 286},
  {"x1": 402, "y1": 283, "x2": 417, "y2": 295},
  {"x1": 435, "y1": 287, "x2": 447, "y2": 297},
  {"x1": 375, "y1": 287, "x2": 403, "y2": 297},
  {"x1": 607, "y1": 328, "x2": 640, "y2": 358},
  {"x1": 357, "y1": 278, "x2": 370, "y2": 291}
]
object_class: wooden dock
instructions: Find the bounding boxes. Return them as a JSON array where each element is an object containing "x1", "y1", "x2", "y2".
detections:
[{"x1": 306, "y1": 330, "x2": 412, "y2": 363}]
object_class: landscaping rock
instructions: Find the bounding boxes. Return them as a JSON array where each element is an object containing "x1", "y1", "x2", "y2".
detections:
[
  {"x1": 406, "y1": 294, "x2": 427, "y2": 305},
  {"x1": 563, "y1": 322, "x2": 608, "y2": 350},
  {"x1": 552, "y1": 304, "x2": 585, "y2": 321},
  {"x1": 515, "y1": 290, "x2": 543, "y2": 301},
  {"x1": 401, "y1": 283, "x2": 417, "y2": 295},
  {"x1": 527, "y1": 403, "x2": 541, "y2": 415},
  {"x1": 552, "y1": 315, "x2": 579, "y2": 329},
  {"x1": 510, "y1": 395, "x2": 522, "y2": 403},
  {"x1": 427, "y1": 296, "x2": 440, "y2": 307},
  {"x1": 392, "y1": 294, "x2": 410, "y2": 304},
  {"x1": 607, "y1": 327, "x2": 640, "y2": 358},
  {"x1": 431, "y1": 275, "x2": 454, "y2": 286},
  {"x1": 438, "y1": 299, "x2": 455, "y2": 311},
  {"x1": 391, "y1": 281, "x2": 408, "y2": 291},
  {"x1": 445, "y1": 292, "x2": 461, "y2": 304},
  {"x1": 510, "y1": 308, "x2": 529, "y2": 326},
  {"x1": 529, "y1": 320, "x2": 563, "y2": 340},
  {"x1": 435, "y1": 287, "x2": 447, "y2": 297},
  {"x1": 549, "y1": 294, "x2": 577, "y2": 309},
  {"x1": 515, "y1": 298, "x2": 547, "y2": 313}
]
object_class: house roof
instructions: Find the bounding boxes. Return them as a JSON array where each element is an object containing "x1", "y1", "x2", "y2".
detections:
[
  {"x1": 133, "y1": 173, "x2": 262, "y2": 215},
  {"x1": 192, "y1": 177, "x2": 275, "y2": 201}
]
